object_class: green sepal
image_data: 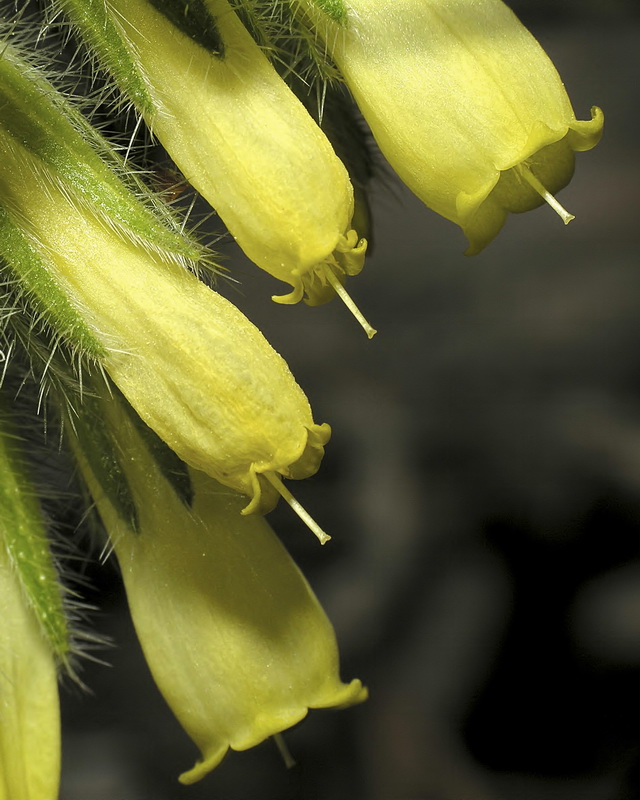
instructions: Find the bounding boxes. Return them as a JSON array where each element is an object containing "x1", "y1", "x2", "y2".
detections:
[
  {"x1": 118, "y1": 387, "x2": 194, "y2": 509},
  {"x1": 53, "y1": 0, "x2": 154, "y2": 115},
  {"x1": 149, "y1": 0, "x2": 224, "y2": 55},
  {"x1": 0, "y1": 43, "x2": 202, "y2": 263},
  {"x1": 231, "y1": 1, "x2": 345, "y2": 85},
  {"x1": 0, "y1": 207, "x2": 106, "y2": 362},
  {"x1": 72, "y1": 393, "x2": 140, "y2": 533},
  {"x1": 0, "y1": 409, "x2": 71, "y2": 667}
]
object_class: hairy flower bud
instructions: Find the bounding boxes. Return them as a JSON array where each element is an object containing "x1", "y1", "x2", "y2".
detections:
[{"x1": 301, "y1": 0, "x2": 603, "y2": 252}]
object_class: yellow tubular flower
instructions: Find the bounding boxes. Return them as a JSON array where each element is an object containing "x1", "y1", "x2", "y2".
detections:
[
  {"x1": 101, "y1": 0, "x2": 373, "y2": 335},
  {"x1": 0, "y1": 431, "x2": 61, "y2": 800},
  {"x1": 302, "y1": 0, "x2": 603, "y2": 253},
  {"x1": 0, "y1": 545, "x2": 61, "y2": 800},
  {"x1": 0, "y1": 128, "x2": 331, "y2": 532},
  {"x1": 71, "y1": 394, "x2": 367, "y2": 784}
]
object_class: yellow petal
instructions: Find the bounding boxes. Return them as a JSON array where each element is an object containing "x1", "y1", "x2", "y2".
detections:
[{"x1": 0, "y1": 414, "x2": 62, "y2": 800}]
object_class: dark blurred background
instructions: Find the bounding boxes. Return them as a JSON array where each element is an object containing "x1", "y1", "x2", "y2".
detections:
[{"x1": 57, "y1": 1, "x2": 640, "y2": 799}]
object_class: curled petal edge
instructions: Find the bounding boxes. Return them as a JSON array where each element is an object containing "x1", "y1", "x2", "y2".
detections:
[
  {"x1": 459, "y1": 106, "x2": 604, "y2": 255},
  {"x1": 271, "y1": 229, "x2": 367, "y2": 307},
  {"x1": 241, "y1": 422, "x2": 332, "y2": 516},
  {"x1": 179, "y1": 678, "x2": 368, "y2": 785}
]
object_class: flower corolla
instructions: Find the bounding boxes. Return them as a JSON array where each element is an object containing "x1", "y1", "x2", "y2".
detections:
[
  {"x1": 63, "y1": 0, "x2": 373, "y2": 333},
  {"x1": 71, "y1": 392, "x2": 366, "y2": 783},
  {"x1": 302, "y1": 0, "x2": 603, "y2": 252}
]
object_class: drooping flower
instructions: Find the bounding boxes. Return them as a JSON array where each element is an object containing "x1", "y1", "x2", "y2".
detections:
[
  {"x1": 55, "y1": 0, "x2": 374, "y2": 335},
  {"x1": 0, "y1": 44, "x2": 331, "y2": 536},
  {"x1": 69, "y1": 388, "x2": 367, "y2": 783},
  {"x1": 0, "y1": 411, "x2": 64, "y2": 800},
  {"x1": 299, "y1": 0, "x2": 603, "y2": 253}
]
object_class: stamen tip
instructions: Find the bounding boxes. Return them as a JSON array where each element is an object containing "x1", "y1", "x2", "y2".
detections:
[
  {"x1": 518, "y1": 164, "x2": 576, "y2": 227},
  {"x1": 273, "y1": 733, "x2": 296, "y2": 769},
  {"x1": 325, "y1": 269, "x2": 377, "y2": 340},
  {"x1": 263, "y1": 471, "x2": 331, "y2": 545}
]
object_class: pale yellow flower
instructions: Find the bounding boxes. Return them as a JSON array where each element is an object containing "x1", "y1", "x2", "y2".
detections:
[
  {"x1": 0, "y1": 546, "x2": 61, "y2": 800},
  {"x1": 98, "y1": 0, "x2": 373, "y2": 333},
  {"x1": 0, "y1": 123, "x2": 330, "y2": 530},
  {"x1": 302, "y1": 0, "x2": 603, "y2": 252},
  {"x1": 71, "y1": 392, "x2": 367, "y2": 783}
]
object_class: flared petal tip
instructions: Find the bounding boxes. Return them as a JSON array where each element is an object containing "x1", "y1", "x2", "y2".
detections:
[
  {"x1": 240, "y1": 423, "x2": 331, "y2": 518},
  {"x1": 272, "y1": 230, "x2": 368, "y2": 308},
  {"x1": 269, "y1": 232, "x2": 374, "y2": 335},
  {"x1": 240, "y1": 467, "x2": 281, "y2": 516},
  {"x1": 335, "y1": 229, "x2": 368, "y2": 278},
  {"x1": 178, "y1": 678, "x2": 366, "y2": 784},
  {"x1": 287, "y1": 422, "x2": 332, "y2": 480},
  {"x1": 179, "y1": 743, "x2": 229, "y2": 785},
  {"x1": 271, "y1": 272, "x2": 305, "y2": 305},
  {"x1": 313, "y1": 677, "x2": 369, "y2": 709},
  {"x1": 461, "y1": 203, "x2": 508, "y2": 256},
  {"x1": 567, "y1": 106, "x2": 604, "y2": 152}
]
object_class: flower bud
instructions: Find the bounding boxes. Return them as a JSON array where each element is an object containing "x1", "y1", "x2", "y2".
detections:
[
  {"x1": 70, "y1": 391, "x2": 366, "y2": 783},
  {"x1": 301, "y1": 0, "x2": 603, "y2": 252}
]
